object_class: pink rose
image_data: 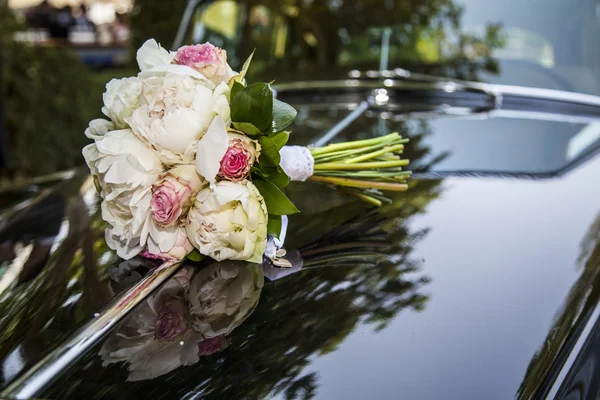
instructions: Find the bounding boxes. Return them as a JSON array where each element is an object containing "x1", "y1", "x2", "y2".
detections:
[
  {"x1": 151, "y1": 165, "x2": 205, "y2": 227},
  {"x1": 142, "y1": 227, "x2": 194, "y2": 261},
  {"x1": 173, "y1": 43, "x2": 234, "y2": 84},
  {"x1": 198, "y1": 335, "x2": 229, "y2": 356},
  {"x1": 218, "y1": 133, "x2": 260, "y2": 182},
  {"x1": 155, "y1": 296, "x2": 188, "y2": 341}
]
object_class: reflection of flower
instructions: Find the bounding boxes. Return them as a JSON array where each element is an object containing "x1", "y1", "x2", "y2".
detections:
[
  {"x1": 155, "y1": 296, "x2": 188, "y2": 341},
  {"x1": 198, "y1": 335, "x2": 230, "y2": 356},
  {"x1": 100, "y1": 262, "x2": 262, "y2": 381},
  {"x1": 99, "y1": 268, "x2": 193, "y2": 381},
  {"x1": 188, "y1": 261, "x2": 264, "y2": 338}
]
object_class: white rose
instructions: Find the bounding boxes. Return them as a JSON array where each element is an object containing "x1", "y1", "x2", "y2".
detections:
[
  {"x1": 84, "y1": 118, "x2": 114, "y2": 140},
  {"x1": 83, "y1": 129, "x2": 164, "y2": 259},
  {"x1": 102, "y1": 77, "x2": 142, "y2": 128},
  {"x1": 126, "y1": 74, "x2": 231, "y2": 165},
  {"x1": 99, "y1": 269, "x2": 197, "y2": 381},
  {"x1": 186, "y1": 180, "x2": 268, "y2": 263},
  {"x1": 188, "y1": 261, "x2": 264, "y2": 338}
]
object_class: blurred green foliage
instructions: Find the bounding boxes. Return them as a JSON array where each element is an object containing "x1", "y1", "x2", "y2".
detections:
[
  {"x1": 0, "y1": 4, "x2": 106, "y2": 178},
  {"x1": 129, "y1": 0, "x2": 186, "y2": 54}
]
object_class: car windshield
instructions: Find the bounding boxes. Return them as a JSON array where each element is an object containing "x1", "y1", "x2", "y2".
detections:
[{"x1": 183, "y1": 0, "x2": 600, "y2": 96}]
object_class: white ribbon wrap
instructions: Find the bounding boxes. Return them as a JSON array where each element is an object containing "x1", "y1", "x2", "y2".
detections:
[{"x1": 279, "y1": 146, "x2": 314, "y2": 182}]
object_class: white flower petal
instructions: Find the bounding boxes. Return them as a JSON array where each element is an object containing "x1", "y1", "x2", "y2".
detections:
[
  {"x1": 195, "y1": 117, "x2": 228, "y2": 186},
  {"x1": 136, "y1": 39, "x2": 175, "y2": 72}
]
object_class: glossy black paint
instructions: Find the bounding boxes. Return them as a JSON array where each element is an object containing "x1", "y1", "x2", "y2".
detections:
[
  {"x1": 3, "y1": 0, "x2": 600, "y2": 397},
  {"x1": 0, "y1": 171, "x2": 159, "y2": 390},
  {"x1": 3, "y1": 112, "x2": 593, "y2": 399}
]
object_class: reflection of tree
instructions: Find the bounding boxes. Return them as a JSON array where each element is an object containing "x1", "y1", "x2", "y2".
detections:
[
  {"x1": 43, "y1": 166, "x2": 443, "y2": 400},
  {"x1": 0, "y1": 176, "x2": 119, "y2": 388},
  {"x1": 517, "y1": 212, "x2": 600, "y2": 399},
  {"x1": 234, "y1": 0, "x2": 504, "y2": 82}
]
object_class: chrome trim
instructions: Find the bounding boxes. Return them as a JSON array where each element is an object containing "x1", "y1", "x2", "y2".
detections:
[
  {"x1": 0, "y1": 168, "x2": 77, "y2": 194},
  {"x1": 0, "y1": 261, "x2": 184, "y2": 399},
  {"x1": 274, "y1": 79, "x2": 600, "y2": 110},
  {"x1": 544, "y1": 301, "x2": 600, "y2": 399},
  {"x1": 313, "y1": 101, "x2": 371, "y2": 147}
]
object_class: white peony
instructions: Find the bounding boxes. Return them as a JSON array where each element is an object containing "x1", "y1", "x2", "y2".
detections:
[
  {"x1": 84, "y1": 118, "x2": 114, "y2": 140},
  {"x1": 83, "y1": 129, "x2": 164, "y2": 259},
  {"x1": 136, "y1": 39, "x2": 175, "y2": 72},
  {"x1": 188, "y1": 261, "x2": 264, "y2": 338},
  {"x1": 102, "y1": 77, "x2": 143, "y2": 128},
  {"x1": 99, "y1": 268, "x2": 197, "y2": 381},
  {"x1": 126, "y1": 74, "x2": 231, "y2": 165},
  {"x1": 186, "y1": 180, "x2": 268, "y2": 263}
]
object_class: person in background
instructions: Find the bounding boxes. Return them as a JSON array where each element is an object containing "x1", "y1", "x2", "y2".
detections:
[
  {"x1": 52, "y1": 5, "x2": 75, "y2": 39},
  {"x1": 26, "y1": 0, "x2": 55, "y2": 34},
  {"x1": 111, "y1": 12, "x2": 129, "y2": 43},
  {"x1": 74, "y1": 4, "x2": 95, "y2": 31}
]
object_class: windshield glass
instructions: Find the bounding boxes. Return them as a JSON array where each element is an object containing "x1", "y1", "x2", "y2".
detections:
[{"x1": 183, "y1": 0, "x2": 600, "y2": 96}]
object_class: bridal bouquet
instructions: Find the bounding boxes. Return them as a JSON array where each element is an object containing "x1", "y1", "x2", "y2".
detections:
[{"x1": 84, "y1": 39, "x2": 411, "y2": 262}]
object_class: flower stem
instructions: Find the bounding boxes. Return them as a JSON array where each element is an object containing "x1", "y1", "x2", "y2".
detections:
[
  {"x1": 314, "y1": 159, "x2": 409, "y2": 170},
  {"x1": 344, "y1": 144, "x2": 405, "y2": 164},
  {"x1": 309, "y1": 175, "x2": 409, "y2": 191},
  {"x1": 310, "y1": 132, "x2": 400, "y2": 156}
]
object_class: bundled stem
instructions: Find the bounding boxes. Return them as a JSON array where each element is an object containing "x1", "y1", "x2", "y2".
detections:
[{"x1": 309, "y1": 132, "x2": 411, "y2": 205}]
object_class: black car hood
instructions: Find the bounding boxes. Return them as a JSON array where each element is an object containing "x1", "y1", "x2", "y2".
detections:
[{"x1": 2, "y1": 113, "x2": 600, "y2": 399}]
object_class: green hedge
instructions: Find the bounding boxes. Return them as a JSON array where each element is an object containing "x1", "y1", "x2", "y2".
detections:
[{"x1": 0, "y1": 4, "x2": 113, "y2": 178}]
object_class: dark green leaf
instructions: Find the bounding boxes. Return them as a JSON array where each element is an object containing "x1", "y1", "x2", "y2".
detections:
[
  {"x1": 272, "y1": 99, "x2": 297, "y2": 132},
  {"x1": 258, "y1": 136, "x2": 280, "y2": 167},
  {"x1": 254, "y1": 179, "x2": 299, "y2": 215},
  {"x1": 187, "y1": 250, "x2": 204, "y2": 262},
  {"x1": 267, "y1": 214, "x2": 282, "y2": 238},
  {"x1": 269, "y1": 130, "x2": 290, "y2": 150},
  {"x1": 270, "y1": 166, "x2": 290, "y2": 188},
  {"x1": 230, "y1": 81, "x2": 245, "y2": 102},
  {"x1": 231, "y1": 83, "x2": 273, "y2": 133},
  {"x1": 232, "y1": 122, "x2": 262, "y2": 136}
]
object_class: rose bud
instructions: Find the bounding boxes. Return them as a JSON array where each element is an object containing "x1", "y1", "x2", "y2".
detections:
[
  {"x1": 217, "y1": 133, "x2": 261, "y2": 182},
  {"x1": 172, "y1": 43, "x2": 234, "y2": 84},
  {"x1": 151, "y1": 165, "x2": 205, "y2": 227},
  {"x1": 198, "y1": 335, "x2": 229, "y2": 356},
  {"x1": 155, "y1": 295, "x2": 188, "y2": 341},
  {"x1": 142, "y1": 227, "x2": 194, "y2": 262}
]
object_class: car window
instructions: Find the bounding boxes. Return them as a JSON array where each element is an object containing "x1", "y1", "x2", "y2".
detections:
[{"x1": 183, "y1": 0, "x2": 600, "y2": 96}]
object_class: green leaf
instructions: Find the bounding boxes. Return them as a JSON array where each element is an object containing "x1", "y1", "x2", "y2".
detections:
[
  {"x1": 240, "y1": 49, "x2": 255, "y2": 80},
  {"x1": 258, "y1": 136, "x2": 280, "y2": 167},
  {"x1": 267, "y1": 214, "x2": 282, "y2": 238},
  {"x1": 269, "y1": 130, "x2": 290, "y2": 150},
  {"x1": 270, "y1": 166, "x2": 290, "y2": 188},
  {"x1": 232, "y1": 121, "x2": 262, "y2": 136},
  {"x1": 272, "y1": 99, "x2": 297, "y2": 132},
  {"x1": 254, "y1": 179, "x2": 299, "y2": 215},
  {"x1": 231, "y1": 83, "x2": 273, "y2": 134},
  {"x1": 187, "y1": 250, "x2": 204, "y2": 262},
  {"x1": 230, "y1": 81, "x2": 245, "y2": 102}
]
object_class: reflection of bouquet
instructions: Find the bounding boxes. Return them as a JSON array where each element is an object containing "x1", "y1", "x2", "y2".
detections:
[
  {"x1": 83, "y1": 40, "x2": 411, "y2": 263},
  {"x1": 100, "y1": 261, "x2": 263, "y2": 381}
]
